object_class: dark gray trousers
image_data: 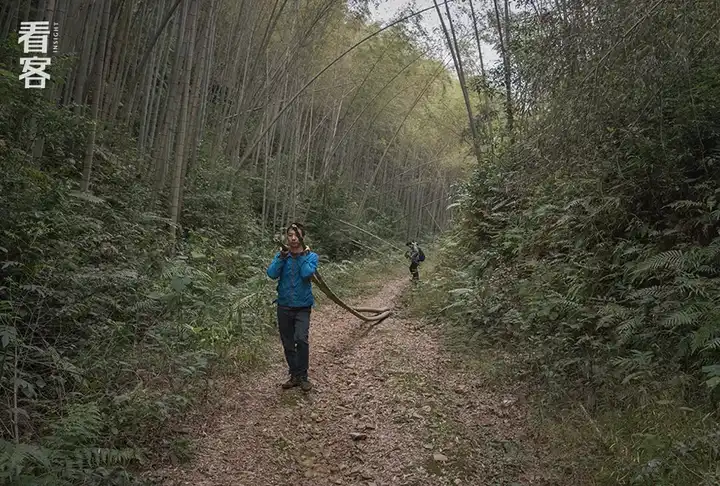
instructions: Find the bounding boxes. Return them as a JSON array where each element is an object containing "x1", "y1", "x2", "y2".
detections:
[
  {"x1": 410, "y1": 262, "x2": 419, "y2": 280},
  {"x1": 277, "y1": 306, "x2": 311, "y2": 379}
]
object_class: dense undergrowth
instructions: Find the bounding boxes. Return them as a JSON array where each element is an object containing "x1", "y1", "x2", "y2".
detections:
[
  {"x1": 0, "y1": 98, "x2": 273, "y2": 484},
  {"x1": 405, "y1": 1, "x2": 720, "y2": 484},
  {"x1": 0, "y1": 60, "x2": 402, "y2": 485}
]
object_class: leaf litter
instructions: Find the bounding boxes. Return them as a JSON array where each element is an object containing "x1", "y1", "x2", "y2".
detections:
[{"x1": 146, "y1": 277, "x2": 557, "y2": 485}]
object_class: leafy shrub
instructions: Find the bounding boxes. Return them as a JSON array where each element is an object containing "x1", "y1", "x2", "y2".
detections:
[{"x1": 427, "y1": 1, "x2": 720, "y2": 483}]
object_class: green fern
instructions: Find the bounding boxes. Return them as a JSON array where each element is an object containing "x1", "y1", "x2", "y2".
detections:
[
  {"x1": 696, "y1": 239, "x2": 720, "y2": 264},
  {"x1": 634, "y1": 250, "x2": 692, "y2": 276},
  {"x1": 45, "y1": 403, "x2": 103, "y2": 447},
  {"x1": 628, "y1": 285, "x2": 676, "y2": 301},
  {"x1": 129, "y1": 297, "x2": 163, "y2": 313},
  {"x1": 660, "y1": 307, "x2": 702, "y2": 329},
  {"x1": 67, "y1": 446, "x2": 139, "y2": 471},
  {"x1": 633, "y1": 241, "x2": 720, "y2": 283},
  {"x1": 616, "y1": 315, "x2": 646, "y2": 340},
  {"x1": 702, "y1": 365, "x2": 720, "y2": 390},
  {"x1": 0, "y1": 402, "x2": 142, "y2": 484},
  {"x1": 691, "y1": 324, "x2": 720, "y2": 354},
  {"x1": 0, "y1": 441, "x2": 51, "y2": 479},
  {"x1": 612, "y1": 350, "x2": 655, "y2": 374},
  {"x1": 665, "y1": 200, "x2": 704, "y2": 211},
  {"x1": 596, "y1": 303, "x2": 634, "y2": 329},
  {"x1": 703, "y1": 338, "x2": 720, "y2": 352}
]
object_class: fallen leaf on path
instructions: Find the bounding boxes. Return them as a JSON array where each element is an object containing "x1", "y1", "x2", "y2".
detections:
[
  {"x1": 299, "y1": 457, "x2": 314, "y2": 468},
  {"x1": 501, "y1": 398, "x2": 517, "y2": 407}
]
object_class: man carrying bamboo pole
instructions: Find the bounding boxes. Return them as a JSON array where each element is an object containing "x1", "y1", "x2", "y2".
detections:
[{"x1": 266, "y1": 223, "x2": 319, "y2": 392}]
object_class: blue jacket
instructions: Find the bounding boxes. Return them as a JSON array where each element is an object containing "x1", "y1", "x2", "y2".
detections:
[{"x1": 266, "y1": 249, "x2": 319, "y2": 307}]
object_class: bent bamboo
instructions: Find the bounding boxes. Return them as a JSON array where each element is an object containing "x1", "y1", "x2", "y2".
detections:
[{"x1": 312, "y1": 271, "x2": 392, "y2": 323}]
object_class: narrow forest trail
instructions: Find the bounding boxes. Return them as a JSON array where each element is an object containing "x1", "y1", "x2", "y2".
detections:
[{"x1": 148, "y1": 277, "x2": 556, "y2": 486}]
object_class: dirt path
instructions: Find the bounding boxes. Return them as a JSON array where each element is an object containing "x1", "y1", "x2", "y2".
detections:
[{"x1": 149, "y1": 277, "x2": 554, "y2": 486}]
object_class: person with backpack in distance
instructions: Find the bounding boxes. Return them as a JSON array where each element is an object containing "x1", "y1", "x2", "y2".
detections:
[
  {"x1": 405, "y1": 241, "x2": 425, "y2": 281},
  {"x1": 266, "y1": 223, "x2": 319, "y2": 392}
]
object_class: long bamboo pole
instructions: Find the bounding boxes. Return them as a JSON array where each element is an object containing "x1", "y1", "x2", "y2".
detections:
[{"x1": 312, "y1": 271, "x2": 392, "y2": 323}]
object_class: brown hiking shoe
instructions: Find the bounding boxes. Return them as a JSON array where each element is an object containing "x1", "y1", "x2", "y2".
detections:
[
  {"x1": 300, "y1": 379, "x2": 312, "y2": 392},
  {"x1": 282, "y1": 377, "x2": 300, "y2": 389}
]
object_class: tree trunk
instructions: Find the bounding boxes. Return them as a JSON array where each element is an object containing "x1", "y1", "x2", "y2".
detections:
[
  {"x1": 1, "y1": 0, "x2": 20, "y2": 44},
  {"x1": 105, "y1": 0, "x2": 137, "y2": 121},
  {"x1": 153, "y1": 0, "x2": 187, "y2": 194},
  {"x1": 357, "y1": 61, "x2": 447, "y2": 215},
  {"x1": 168, "y1": 0, "x2": 198, "y2": 240},
  {"x1": 72, "y1": 0, "x2": 99, "y2": 112},
  {"x1": 433, "y1": 0, "x2": 482, "y2": 164},
  {"x1": 80, "y1": 0, "x2": 111, "y2": 192},
  {"x1": 468, "y1": 0, "x2": 485, "y2": 78},
  {"x1": 121, "y1": 0, "x2": 184, "y2": 121},
  {"x1": 493, "y1": 0, "x2": 514, "y2": 140}
]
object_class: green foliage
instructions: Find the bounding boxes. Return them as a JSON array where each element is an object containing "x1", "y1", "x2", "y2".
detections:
[
  {"x1": 0, "y1": 142, "x2": 278, "y2": 481},
  {"x1": 302, "y1": 181, "x2": 357, "y2": 260},
  {"x1": 0, "y1": 403, "x2": 141, "y2": 485},
  {"x1": 1, "y1": 60, "x2": 277, "y2": 484},
  {"x1": 429, "y1": 0, "x2": 720, "y2": 483}
]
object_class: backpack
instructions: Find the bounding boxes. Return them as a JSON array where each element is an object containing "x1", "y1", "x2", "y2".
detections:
[{"x1": 417, "y1": 247, "x2": 425, "y2": 262}]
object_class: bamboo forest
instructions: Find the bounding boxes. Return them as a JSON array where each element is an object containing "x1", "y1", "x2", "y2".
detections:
[{"x1": 1, "y1": 0, "x2": 719, "y2": 484}]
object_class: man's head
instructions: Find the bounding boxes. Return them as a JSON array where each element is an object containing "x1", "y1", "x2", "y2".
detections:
[{"x1": 286, "y1": 223, "x2": 305, "y2": 250}]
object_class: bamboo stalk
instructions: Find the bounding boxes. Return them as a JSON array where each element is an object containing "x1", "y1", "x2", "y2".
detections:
[{"x1": 312, "y1": 271, "x2": 392, "y2": 323}]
